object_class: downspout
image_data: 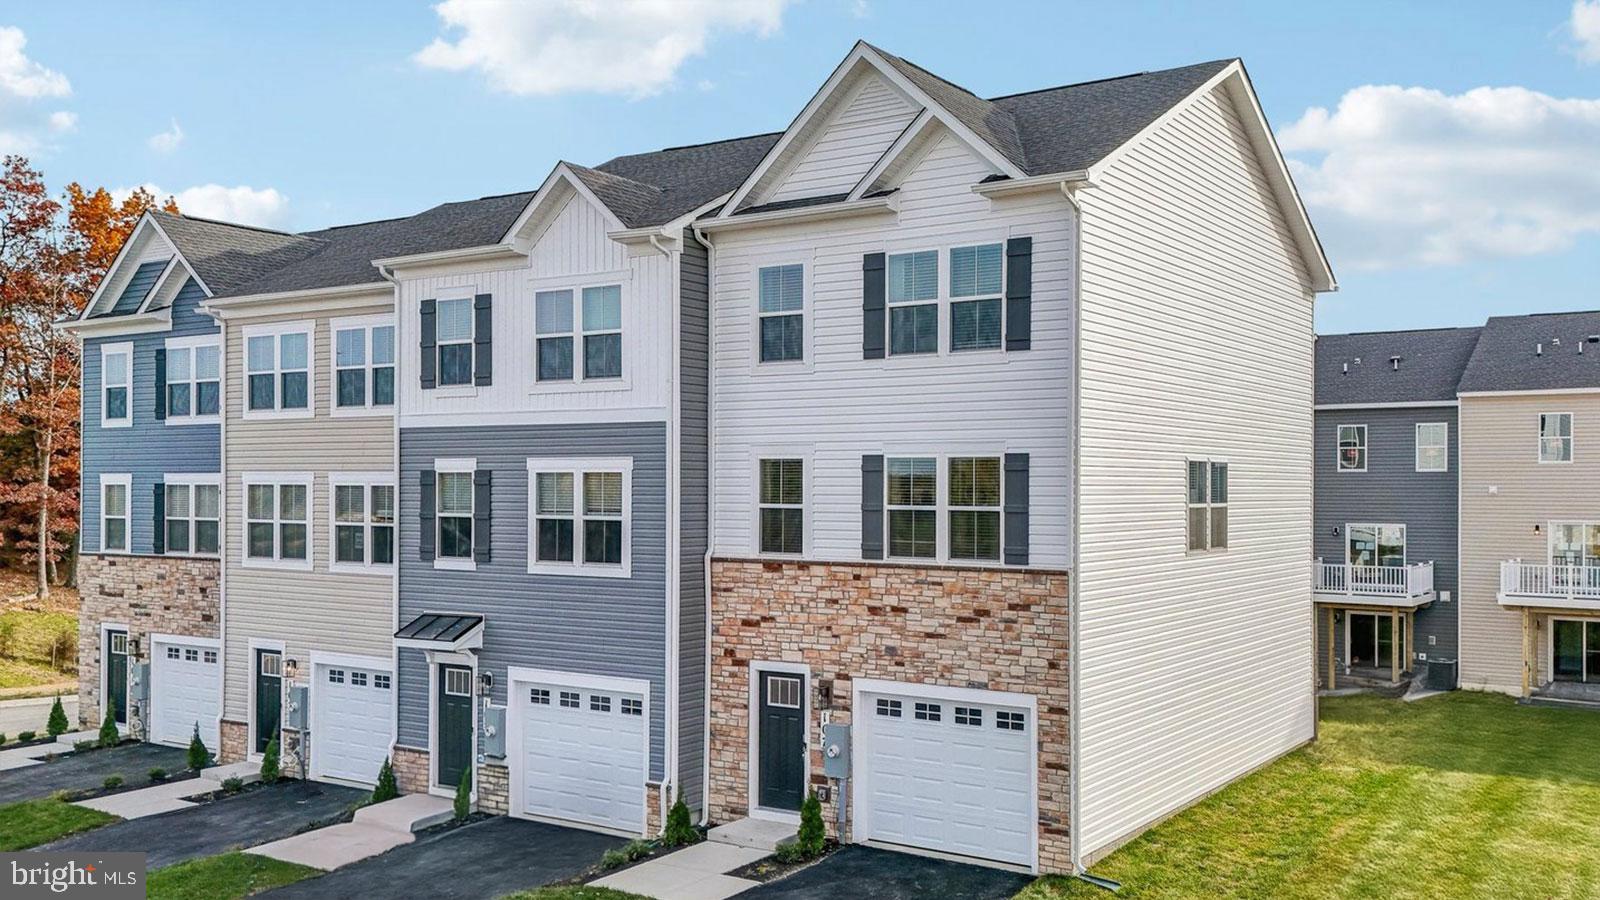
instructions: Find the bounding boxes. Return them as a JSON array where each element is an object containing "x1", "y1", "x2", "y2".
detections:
[
  {"x1": 649, "y1": 232, "x2": 680, "y2": 832},
  {"x1": 377, "y1": 263, "x2": 403, "y2": 765},
  {"x1": 690, "y1": 223, "x2": 715, "y2": 826},
  {"x1": 200, "y1": 303, "x2": 231, "y2": 753}
]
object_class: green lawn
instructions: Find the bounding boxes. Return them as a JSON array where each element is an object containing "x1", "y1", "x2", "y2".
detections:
[
  {"x1": 145, "y1": 852, "x2": 319, "y2": 900},
  {"x1": 1023, "y1": 692, "x2": 1600, "y2": 900},
  {"x1": 0, "y1": 797, "x2": 117, "y2": 851},
  {"x1": 0, "y1": 606, "x2": 77, "y2": 689}
]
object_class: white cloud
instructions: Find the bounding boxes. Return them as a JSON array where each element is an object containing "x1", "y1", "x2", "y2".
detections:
[
  {"x1": 0, "y1": 26, "x2": 69, "y2": 99},
  {"x1": 117, "y1": 183, "x2": 291, "y2": 229},
  {"x1": 851, "y1": 0, "x2": 870, "y2": 19},
  {"x1": 415, "y1": 0, "x2": 791, "y2": 97},
  {"x1": 48, "y1": 110, "x2": 76, "y2": 132},
  {"x1": 1572, "y1": 1, "x2": 1600, "y2": 63},
  {"x1": 148, "y1": 119, "x2": 184, "y2": 153},
  {"x1": 1280, "y1": 83, "x2": 1600, "y2": 271},
  {"x1": 0, "y1": 27, "x2": 72, "y2": 155}
]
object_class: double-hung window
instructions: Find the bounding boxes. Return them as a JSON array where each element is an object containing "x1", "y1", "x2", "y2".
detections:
[
  {"x1": 245, "y1": 325, "x2": 311, "y2": 414},
  {"x1": 333, "y1": 319, "x2": 395, "y2": 411},
  {"x1": 1540, "y1": 413, "x2": 1573, "y2": 463},
  {"x1": 1187, "y1": 460, "x2": 1229, "y2": 552},
  {"x1": 948, "y1": 457, "x2": 1001, "y2": 561},
  {"x1": 527, "y1": 457, "x2": 632, "y2": 576},
  {"x1": 1415, "y1": 423, "x2": 1447, "y2": 472},
  {"x1": 949, "y1": 244, "x2": 1003, "y2": 352},
  {"x1": 164, "y1": 476, "x2": 220, "y2": 556},
  {"x1": 332, "y1": 475, "x2": 395, "y2": 568},
  {"x1": 886, "y1": 457, "x2": 938, "y2": 558},
  {"x1": 887, "y1": 251, "x2": 938, "y2": 355},
  {"x1": 100, "y1": 474, "x2": 131, "y2": 553},
  {"x1": 1337, "y1": 425, "x2": 1367, "y2": 472},
  {"x1": 244, "y1": 475, "x2": 311, "y2": 567},
  {"x1": 101, "y1": 343, "x2": 132, "y2": 427},
  {"x1": 436, "y1": 298, "x2": 474, "y2": 387},
  {"x1": 758, "y1": 458, "x2": 804, "y2": 554},
  {"x1": 165, "y1": 337, "x2": 220, "y2": 420},
  {"x1": 535, "y1": 290, "x2": 575, "y2": 381},
  {"x1": 534, "y1": 284, "x2": 624, "y2": 382},
  {"x1": 582, "y1": 285, "x2": 622, "y2": 379},
  {"x1": 757, "y1": 264, "x2": 804, "y2": 363},
  {"x1": 437, "y1": 469, "x2": 475, "y2": 561}
]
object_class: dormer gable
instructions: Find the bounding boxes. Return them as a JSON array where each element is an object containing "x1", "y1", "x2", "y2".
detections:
[{"x1": 80, "y1": 215, "x2": 191, "y2": 320}]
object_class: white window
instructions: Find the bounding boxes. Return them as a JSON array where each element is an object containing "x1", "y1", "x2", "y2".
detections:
[
  {"x1": 1337, "y1": 424, "x2": 1367, "y2": 472},
  {"x1": 1187, "y1": 460, "x2": 1229, "y2": 552},
  {"x1": 437, "y1": 468, "x2": 475, "y2": 562},
  {"x1": 948, "y1": 243, "x2": 1003, "y2": 352},
  {"x1": 1540, "y1": 413, "x2": 1573, "y2": 463},
  {"x1": 581, "y1": 285, "x2": 623, "y2": 379},
  {"x1": 948, "y1": 457, "x2": 1001, "y2": 561},
  {"x1": 881, "y1": 455, "x2": 1007, "y2": 564},
  {"x1": 331, "y1": 475, "x2": 396, "y2": 569},
  {"x1": 590, "y1": 694, "x2": 611, "y2": 712},
  {"x1": 559, "y1": 690, "x2": 580, "y2": 708},
  {"x1": 328, "y1": 669, "x2": 345, "y2": 685},
  {"x1": 101, "y1": 342, "x2": 132, "y2": 427},
  {"x1": 535, "y1": 290, "x2": 575, "y2": 382},
  {"x1": 1415, "y1": 423, "x2": 1448, "y2": 472},
  {"x1": 757, "y1": 264, "x2": 804, "y2": 363},
  {"x1": 996, "y1": 711, "x2": 1026, "y2": 731},
  {"x1": 165, "y1": 337, "x2": 221, "y2": 421},
  {"x1": 1347, "y1": 523, "x2": 1406, "y2": 568},
  {"x1": 886, "y1": 457, "x2": 938, "y2": 559},
  {"x1": 758, "y1": 459, "x2": 804, "y2": 555},
  {"x1": 373, "y1": 674, "x2": 390, "y2": 690},
  {"x1": 533, "y1": 284, "x2": 623, "y2": 382},
  {"x1": 243, "y1": 474, "x2": 312, "y2": 568},
  {"x1": 333, "y1": 318, "x2": 395, "y2": 412},
  {"x1": 436, "y1": 297, "x2": 475, "y2": 387},
  {"x1": 164, "y1": 475, "x2": 220, "y2": 556},
  {"x1": 527, "y1": 457, "x2": 632, "y2": 577},
  {"x1": 887, "y1": 250, "x2": 938, "y2": 356},
  {"x1": 621, "y1": 697, "x2": 642, "y2": 716},
  {"x1": 351, "y1": 671, "x2": 368, "y2": 687},
  {"x1": 444, "y1": 668, "x2": 473, "y2": 697},
  {"x1": 100, "y1": 473, "x2": 131, "y2": 553},
  {"x1": 245, "y1": 324, "x2": 312, "y2": 415}
]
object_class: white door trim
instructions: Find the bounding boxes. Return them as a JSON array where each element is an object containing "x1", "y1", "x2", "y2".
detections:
[
  {"x1": 426, "y1": 650, "x2": 478, "y2": 800},
  {"x1": 308, "y1": 651, "x2": 395, "y2": 786},
  {"x1": 98, "y1": 622, "x2": 130, "y2": 737},
  {"x1": 747, "y1": 660, "x2": 810, "y2": 824},
  {"x1": 245, "y1": 638, "x2": 286, "y2": 763},
  {"x1": 149, "y1": 634, "x2": 222, "y2": 750}
]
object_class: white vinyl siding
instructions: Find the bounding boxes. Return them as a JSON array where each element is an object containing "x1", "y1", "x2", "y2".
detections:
[{"x1": 765, "y1": 73, "x2": 919, "y2": 204}]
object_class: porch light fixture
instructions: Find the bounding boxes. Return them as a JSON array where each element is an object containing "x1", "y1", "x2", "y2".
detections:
[
  {"x1": 1332, "y1": 526, "x2": 1341, "y2": 536},
  {"x1": 478, "y1": 671, "x2": 494, "y2": 696},
  {"x1": 284, "y1": 658, "x2": 299, "y2": 680},
  {"x1": 1534, "y1": 524, "x2": 1542, "y2": 534}
]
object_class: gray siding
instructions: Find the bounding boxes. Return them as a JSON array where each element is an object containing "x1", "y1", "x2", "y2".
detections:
[
  {"x1": 677, "y1": 232, "x2": 709, "y2": 812},
  {"x1": 81, "y1": 279, "x2": 220, "y2": 554},
  {"x1": 1314, "y1": 407, "x2": 1460, "y2": 677},
  {"x1": 398, "y1": 422, "x2": 669, "y2": 779}
]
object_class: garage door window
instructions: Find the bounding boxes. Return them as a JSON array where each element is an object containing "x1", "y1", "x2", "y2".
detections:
[
  {"x1": 559, "y1": 691, "x2": 580, "y2": 708},
  {"x1": 955, "y1": 706, "x2": 982, "y2": 726},
  {"x1": 184, "y1": 648, "x2": 199, "y2": 662},
  {"x1": 590, "y1": 695, "x2": 611, "y2": 712},
  {"x1": 996, "y1": 711, "x2": 1026, "y2": 731},
  {"x1": 914, "y1": 702, "x2": 941, "y2": 721},
  {"x1": 204, "y1": 650, "x2": 217, "y2": 664},
  {"x1": 530, "y1": 688, "x2": 550, "y2": 704},
  {"x1": 328, "y1": 669, "x2": 345, "y2": 684},
  {"x1": 876, "y1": 698, "x2": 902, "y2": 717},
  {"x1": 621, "y1": 698, "x2": 642, "y2": 716},
  {"x1": 374, "y1": 674, "x2": 389, "y2": 690}
]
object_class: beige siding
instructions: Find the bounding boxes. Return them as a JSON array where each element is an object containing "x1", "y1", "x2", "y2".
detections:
[
  {"x1": 1458, "y1": 393, "x2": 1600, "y2": 693},
  {"x1": 1073, "y1": 83, "x2": 1317, "y2": 862},
  {"x1": 222, "y1": 301, "x2": 396, "y2": 721}
]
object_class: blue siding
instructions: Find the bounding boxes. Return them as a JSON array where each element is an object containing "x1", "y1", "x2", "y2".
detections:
[
  {"x1": 1314, "y1": 407, "x2": 1460, "y2": 681},
  {"x1": 677, "y1": 230, "x2": 710, "y2": 812},
  {"x1": 107, "y1": 259, "x2": 169, "y2": 316},
  {"x1": 397, "y1": 422, "x2": 669, "y2": 779},
  {"x1": 80, "y1": 279, "x2": 220, "y2": 554}
]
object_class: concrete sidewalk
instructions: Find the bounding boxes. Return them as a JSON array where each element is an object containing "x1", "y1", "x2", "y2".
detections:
[
  {"x1": 74, "y1": 760, "x2": 260, "y2": 818},
  {"x1": 593, "y1": 841, "x2": 768, "y2": 900},
  {"x1": 0, "y1": 728, "x2": 100, "y2": 772},
  {"x1": 247, "y1": 793, "x2": 453, "y2": 871}
]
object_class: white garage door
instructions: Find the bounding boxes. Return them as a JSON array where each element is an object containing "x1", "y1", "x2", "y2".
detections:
[
  {"x1": 150, "y1": 639, "x2": 220, "y2": 751},
  {"x1": 312, "y1": 663, "x2": 394, "y2": 786},
  {"x1": 859, "y1": 689, "x2": 1035, "y2": 867},
  {"x1": 514, "y1": 678, "x2": 646, "y2": 833}
]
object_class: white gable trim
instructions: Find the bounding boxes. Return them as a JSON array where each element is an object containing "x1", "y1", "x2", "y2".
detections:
[
  {"x1": 503, "y1": 163, "x2": 628, "y2": 251},
  {"x1": 845, "y1": 108, "x2": 936, "y2": 201},
  {"x1": 134, "y1": 255, "x2": 188, "y2": 315},
  {"x1": 143, "y1": 215, "x2": 214, "y2": 299}
]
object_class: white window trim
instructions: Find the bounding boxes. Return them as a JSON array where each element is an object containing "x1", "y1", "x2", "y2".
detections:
[
  {"x1": 882, "y1": 236, "x2": 1010, "y2": 362},
  {"x1": 162, "y1": 473, "x2": 221, "y2": 558},
  {"x1": 1538, "y1": 412, "x2": 1574, "y2": 464},
  {"x1": 752, "y1": 452, "x2": 810, "y2": 558},
  {"x1": 1548, "y1": 616, "x2": 1600, "y2": 683},
  {"x1": 242, "y1": 321, "x2": 315, "y2": 420},
  {"x1": 100, "y1": 342, "x2": 134, "y2": 428},
  {"x1": 1186, "y1": 458, "x2": 1230, "y2": 554},
  {"x1": 330, "y1": 314, "x2": 396, "y2": 418},
  {"x1": 1337, "y1": 424, "x2": 1367, "y2": 473},
  {"x1": 1415, "y1": 422, "x2": 1448, "y2": 473},
  {"x1": 240, "y1": 472, "x2": 314, "y2": 571},
  {"x1": 880, "y1": 452, "x2": 1008, "y2": 566},
  {"x1": 99, "y1": 473, "x2": 132, "y2": 555},
  {"x1": 328, "y1": 472, "x2": 397, "y2": 573},
  {"x1": 751, "y1": 260, "x2": 811, "y2": 372},
  {"x1": 433, "y1": 457, "x2": 477, "y2": 571},
  {"x1": 1343, "y1": 611, "x2": 1406, "y2": 670},
  {"x1": 1546, "y1": 521, "x2": 1600, "y2": 568},
  {"x1": 1344, "y1": 522, "x2": 1407, "y2": 567},
  {"x1": 163, "y1": 334, "x2": 222, "y2": 425},
  {"x1": 434, "y1": 294, "x2": 477, "y2": 391},
  {"x1": 525, "y1": 456, "x2": 633, "y2": 578},
  {"x1": 527, "y1": 271, "x2": 632, "y2": 392}
]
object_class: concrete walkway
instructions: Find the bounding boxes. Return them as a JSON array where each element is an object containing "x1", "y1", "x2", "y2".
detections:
[
  {"x1": 594, "y1": 840, "x2": 768, "y2": 900},
  {"x1": 247, "y1": 793, "x2": 454, "y2": 871},
  {"x1": 74, "y1": 761, "x2": 261, "y2": 818},
  {"x1": 0, "y1": 729, "x2": 103, "y2": 772}
]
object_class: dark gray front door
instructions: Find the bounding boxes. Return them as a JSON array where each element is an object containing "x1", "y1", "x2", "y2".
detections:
[
  {"x1": 105, "y1": 630, "x2": 128, "y2": 725},
  {"x1": 437, "y1": 665, "x2": 473, "y2": 789},
  {"x1": 758, "y1": 671, "x2": 805, "y2": 812},
  {"x1": 255, "y1": 650, "x2": 282, "y2": 753}
]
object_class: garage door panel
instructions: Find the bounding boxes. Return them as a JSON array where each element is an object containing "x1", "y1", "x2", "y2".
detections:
[
  {"x1": 313, "y1": 664, "x2": 393, "y2": 786},
  {"x1": 516, "y1": 681, "x2": 645, "y2": 833},
  {"x1": 151, "y1": 641, "x2": 220, "y2": 751}
]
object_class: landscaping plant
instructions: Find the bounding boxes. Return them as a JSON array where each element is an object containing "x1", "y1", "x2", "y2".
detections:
[
  {"x1": 187, "y1": 725, "x2": 210, "y2": 770},
  {"x1": 148, "y1": 768, "x2": 167, "y2": 783},
  {"x1": 102, "y1": 775, "x2": 123, "y2": 790},
  {"x1": 97, "y1": 702, "x2": 118, "y2": 748},
  {"x1": 662, "y1": 791, "x2": 699, "y2": 847},
  {"x1": 452, "y1": 767, "x2": 472, "y2": 821},
  {"x1": 0, "y1": 733, "x2": 7, "y2": 746},
  {"x1": 220, "y1": 777, "x2": 244, "y2": 794},
  {"x1": 47, "y1": 696, "x2": 68, "y2": 737},
  {"x1": 260, "y1": 737, "x2": 281, "y2": 784},
  {"x1": 796, "y1": 790, "x2": 825, "y2": 857},
  {"x1": 17, "y1": 730, "x2": 35, "y2": 743},
  {"x1": 371, "y1": 756, "x2": 399, "y2": 804}
]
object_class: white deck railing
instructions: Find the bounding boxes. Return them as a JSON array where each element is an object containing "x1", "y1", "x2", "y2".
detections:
[
  {"x1": 1500, "y1": 561, "x2": 1600, "y2": 601},
  {"x1": 1314, "y1": 560, "x2": 1434, "y2": 598}
]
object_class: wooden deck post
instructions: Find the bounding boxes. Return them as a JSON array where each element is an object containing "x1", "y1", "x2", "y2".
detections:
[
  {"x1": 1326, "y1": 606, "x2": 1336, "y2": 690},
  {"x1": 1405, "y1": 610, "x2": 1414, "y2": 673},
  {"x1": 1391, "y1": 608, "x2": 1401, "y2": 683},
  {"x1": 1521, "y1": 607, "x2": 1533, "y2": 699}
]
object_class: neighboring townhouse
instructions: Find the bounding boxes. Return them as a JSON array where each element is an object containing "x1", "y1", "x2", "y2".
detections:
[
  {"x1": 698, "y1": 43, "x2": 1333, "y2": 873},
  {"x1": 1458, "y1": 311, "x2": 1600, "y2": 701},
  {"x1": 1312, "y1": 327, "x2": 1481, "y2": 690},
  {"x1": 382, "y1": 137, "x2": 774, "y2": 830}
]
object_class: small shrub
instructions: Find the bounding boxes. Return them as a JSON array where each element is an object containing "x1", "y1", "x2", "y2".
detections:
[
  {"x1": 599, "y1": 848, "x2": 630, "y2": 870},
  {"x1": 148, "y1": 768, "x2": 168, "y2": 783},
  {"x1": 103, "y1": 775, "x2": 124, "y2": 790},
  {"x1": 220, "y1": 777, "x2": 244, "y2": 794},
  {"x1": 371, "y1": 757, "x2": 399, "y2": 804},
  {"x1": 0, "y1": 732, "x2": 7, "y2": 746},
  {"x1": 796, "y1": 790, "x2": 825, "y2": 858},
  {"x1": 73, "y1": 740, "x2": 95, "y2": 753},
  {"x1": 98, "y1": 702, "x2": 119, "y2": 748},
  {"x1": 662, "y1": 791, "x2": 698, "y2": 847},
  {"x1": 17, "y1": 730, "x2": 35, "y2": 743},
  {"x1": 187, "y1": 726, "x2": 210, "y2": 771},
  {"x1": 772, "y1": 841, "x2": 808, "y2": 865},
  {"x1": 623, "y1": 840, "x2": 653, "y2": 861},
  {"x1": 260, "y1": 737, "x2": 281, "y2": 784},
  {"x1": 452, "y1": 767, "x2": 472, "y2": 821},
  {"x1": 47, "y1": 696, "x2": 69, "y2": 737}
]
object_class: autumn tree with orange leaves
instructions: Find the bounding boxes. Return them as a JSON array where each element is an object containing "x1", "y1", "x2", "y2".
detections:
[{"x1": 0, "y1": 155, "x2": 174, "y2": 598}]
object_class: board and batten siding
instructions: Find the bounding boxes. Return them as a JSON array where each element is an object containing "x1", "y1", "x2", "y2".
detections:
[
  {"x1": 396, "y1": 422, "x2": 670, "y2": 779},
  {"x1": 677, "y1": 229, "x2": 710, "y2": 811},
  {"x1": 81, "y1": 279, "x2": 220, "y2": 554},
  {"x1": 220, "y1": 302, "x2": 396, "y2": 722},
  {"x1": 709, "y1": 128, "x2": 1075, "y2": 568},
  {"x1": 764, "y1": 73, "x2": 919, "y2": 205},
  {"x1": 1312, "y1": 407, "x2": 1461, "y2": 677},
  {"x1": 1072, "y1": 83, "x2": 1316, "y2": 864},
  {"x1": 1458, "y1": 393, "x2": 1600, "y2": 693}
]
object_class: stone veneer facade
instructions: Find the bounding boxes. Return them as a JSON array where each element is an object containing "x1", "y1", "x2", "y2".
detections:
[
  {"x1": 708, "y1": 558, "x2": 1072, "y2": 873},
  {"x1": 76, "y1": 554, "x2": 220, "y2": 732},
  {"x1": 393, "y1": 745, "x2": 431, "y2": 796}
]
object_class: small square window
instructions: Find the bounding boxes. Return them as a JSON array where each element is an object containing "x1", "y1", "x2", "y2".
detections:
[
  {"x1": 203, "y1": 650, "x2": 217, "y2": 664},
  {"x1": 444, "y1": 668, "x2": 472, "y2": 696},
  {"x1": 914, "y1": 702, "x2": 942, "y2": 722},
  {"x1": 590, "y1": 694, "x2": 612, "y2": 713},
  {"x1": 530, "y1": 688, "x2": 550, "y2": 705},
  {"x1": 166, "y1": 647, "x2": 180, "y2": 660},
  {"x1": 621, "y1": 698, "x2": 643, "y2": 716},
  {"x1": 329, "y1": 669, "x2": 345, "y2": 684},
  {"x1": 997, "y1": 711, "x2": 1026, "y2": 731},
  {"x1": 184, "y1": 648, "x2": 199, "y2": 662},
  {"x1": 374, "y1": 674, "x2": 390, "y2": 690},
  {"x1": 352, "y1": 672, "x2": 368, "y2": 687},
  {"x1": 876, "y1": 698, "x2": 902, "y2": 718},
  {"x1": 560, "y1": 691, "x2": 581, "y2": 709},
  {"x1": 955, "y1": 706, "x2": 982, "y2": 726}
]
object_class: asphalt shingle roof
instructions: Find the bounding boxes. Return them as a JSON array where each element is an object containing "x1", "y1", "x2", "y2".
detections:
[
  {"x1": 1315, "y1": 328, "x2": 1483, "y2": 406},
  {"x1": 149, "y1": 211, "x2": 324, "y2": 297},
  {"x1": 587, "y1": 132, "x2": 782, "y2": 227},
  {"x1": 1457, "y1": 310, "x2": 1600, "y2": 394}
]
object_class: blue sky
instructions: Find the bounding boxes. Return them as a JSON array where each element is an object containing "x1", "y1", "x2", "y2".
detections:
[{"x1": 4, "y1": 1, "x2": 1598, "y2": 334}]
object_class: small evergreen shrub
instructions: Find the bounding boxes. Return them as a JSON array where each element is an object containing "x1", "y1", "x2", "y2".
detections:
[
  {"x1": 98, "y1": 702, "x2": 119, "y2": 748},
  {"x1": 371, "y1": 757, "x2": 399, "y2": 804},
  {"x1": 662, "y1": 791, "x2": 698, "y2": 847},
  {"x1": 17, "y1": 730, "x2": 35, "y2": 743},
  {"x1": 0, "y1": 733, "x2": 7, "y2": 746},
  {"x1": 73, "y1": 740, "x2": 95, "y2": 752},
  {"x1": 772, "y1": 842, "x2": 808, "y2": 865},
  {"x1": 187, "y1": 726, "x2": 210, "y2": 771},
  {"x1": 796, "y1": 790, "x2": 825, "y2": 857},
  {"x1": 452, "y1": 767, "x2": 472, "y2": 821},
  {"x1": 148, "y1": 768, "x2": 168, "y2": 782},
  {"x1": 47, "y1": 695, "x2": 69, "y2": 737},
  {"x1": 220, "y1": 777, "x2": 245, "y2": 794},
  {"x1": 599, "y1": 848, "x2": 630, "y2": 870},
  {"x1": 260, "y1": 737, "x2": 281, "y2": 784},
  {"x1": 103, "y1": 775, "x2": 124, "y2": 790}
]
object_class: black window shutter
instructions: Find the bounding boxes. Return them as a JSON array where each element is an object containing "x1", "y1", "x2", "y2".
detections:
[
  {"x1": 152, "y1": 483, "x2": 165, "y2": 554},
  {"x1": 1005, "y1": 237, "x2": 1033, "y2": 351},
  {"x1": 154, "y1": 348, "x2": 167, "y2": 420},
  {"x1": 861, "y1": 454, "x2": 885, "y2": 559},
  {"x1": 862, "y1": 253, "x2": 886, "y2": 360},
  {"x1": 473, "y1": 294, "x2": 493, "y2": 386},
  {"x1": 1003, "y1": 453, "x2": 1030, "y2": 565},
  {"x1": 473, "y1": 469, "x2": 493, "y2": 563},
  {"x1": 419, "y1": 469, "x2": 436, "y2": 561},
  {"x1": 419, "y1": 299, "x2": 438, "y2": 390}
]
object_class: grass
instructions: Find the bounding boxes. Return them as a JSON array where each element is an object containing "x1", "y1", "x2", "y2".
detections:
[
  {"x1": 0, "y1": 655, "x2": 70, "y2": 691},
  {"x1": 145, "y1": 852, "x2": 319, "y2": 900},
  {"x1": 499, "y1": 889, "x2": 650, "y2": 900},
  {"x1": 1021, "y1": 692, "x2": 1600, "y2": 900},
  {"x1": 0, "y1": 797, "x2": 117, "y2": 850}
]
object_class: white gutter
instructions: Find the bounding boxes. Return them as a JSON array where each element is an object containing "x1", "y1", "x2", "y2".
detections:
[
  {"x1": 371, "y1": 244, "x2": 522, "y2": 270},
  {"x1": 694, "y1": 195, "x2": 898, "y2": 234},
  {"x1": 54, "y1": 311, "x2": 170, "y2": 336},
  {"x1": 201, "y1": 281, "x2": 391, "y2": 316},
  {"x1": 973, "y1": 171, "x2": 1093, "y2": 199}
]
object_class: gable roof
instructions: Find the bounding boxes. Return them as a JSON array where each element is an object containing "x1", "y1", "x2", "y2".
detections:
[
  {"x1": 580, "y1": 132, "x2": 782, "y2": 228},
  {"x1": 98, "y1": 259, "x2": 170, "y2": 318},
  {"x1": 1457, "y1": 310, "x2": 1600, "y2": 394},
  {"x1": 1315, "y1": 327, "x2": 1483, "y2": 406},
  {"x1": 149, "y1": 211, "x2": 326, "y2": 296}
]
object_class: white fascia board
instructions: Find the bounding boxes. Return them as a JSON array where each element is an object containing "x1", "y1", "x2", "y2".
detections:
[
  {"x1": 201, "y1": 282, "x2": 393, "y2": 321},
  {"x1": 55, "y1": 309, "x2": 172, "y2": 337},
  {"x1": 1459, "y1": 387, "x2": 1600, "y2": 398},
  {"x1": 80, "y1": 215, "x2": 193, "y2": 319},
  {"x1": 143, "y1": 215, "x2": 215, "y2": 298},
  {"x1": 371, "y1": 244, "x2": 524, "y2": 271},
  {"x1": 846, "y1": 108, "x2": 935, "y2": 202},
  {"x1": 134, "y1": 255, "x2": 188, "y2": 314},
  {"x1": 971, "y1": 171, "x2": 1094, "y2": 199},
  {"x1": 505, "y1": 163, "x2": 628, "y2": 250},
  {"x1": 696, "y1": 194, "x2": 899, "y2": 234},
  {"x1": 1313, "y1": 400, "x2": 1460, "y2": 411}
]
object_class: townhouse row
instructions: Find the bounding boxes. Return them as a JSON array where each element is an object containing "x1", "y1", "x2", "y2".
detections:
[
  {"x1": 1313, "y1": 313, "x2": 1600, "y2": 702},
  {"x1": 60, "y1": 43, "x2": 1335, "y2": 874}
]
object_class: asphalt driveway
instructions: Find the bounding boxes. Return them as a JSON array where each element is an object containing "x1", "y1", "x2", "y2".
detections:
[
  {"x1": 261, "y1": 816, "x2": 625, "y2": 899},
  {"x1": 40, "y1": 781, "x2": 366, "y2": 869},
  {"x1": 0, "y1": 743, "x2": 189, "y2": 804},
  {"x1": 740, "y1": 845, "x2": 1032, "y2": 900}
]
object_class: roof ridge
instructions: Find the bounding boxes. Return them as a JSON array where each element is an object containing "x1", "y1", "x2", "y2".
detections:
[
  {"x1": 986, "y1": 58, "x2": 1239, "y2": 103},
  {"x1": 864, "y1": 42, "x2": 989, "y2": 104},
  {"x1": 153, "y1": 209, "x2": 303, "y2": 239},
  {"x1": 1319, "y1": 325, "x2": 1484, "y2": 339},
  {"x1": 1486, "y1": 308, "x2": 1600, "y2": 321},
  {"x1": 649, "y1": 131, "x2": 784, "y2": 155}
]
